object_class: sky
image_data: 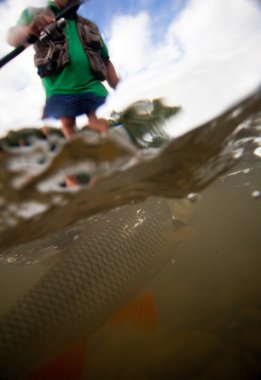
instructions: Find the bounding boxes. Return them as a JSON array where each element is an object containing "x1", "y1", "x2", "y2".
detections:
[{"x1": 0, "y1": 0, "x2": 260, "y2": 137}]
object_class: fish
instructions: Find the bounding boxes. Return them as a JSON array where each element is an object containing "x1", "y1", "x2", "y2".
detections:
[{"x1": 0, "y1": 197, "x2": 192, "y2": 380}]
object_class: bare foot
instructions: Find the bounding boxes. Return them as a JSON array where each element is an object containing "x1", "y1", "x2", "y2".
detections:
[
  {"x1": 88, "y1": 112, "x2": 109, "y2": 134},
  {"x1": 65, "y1": 175, "x2": 78, "y2": 187}
]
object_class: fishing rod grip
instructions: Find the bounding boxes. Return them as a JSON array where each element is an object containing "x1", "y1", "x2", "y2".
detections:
[
  {"x1": 0, "y1": 33, "x2": 38, "y2": 69},
  {"x1": 0, "y1": 45, "x2": 26, "y2": 69}
]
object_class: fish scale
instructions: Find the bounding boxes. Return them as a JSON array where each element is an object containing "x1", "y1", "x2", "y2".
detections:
[{"x1": 0, "y1": 198, "x2": 176, "y2": 380}]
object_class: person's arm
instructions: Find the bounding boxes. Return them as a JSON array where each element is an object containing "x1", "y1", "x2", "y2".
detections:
[
  {"x1": 99, "y1": 34, "x2": 119, "y2": 89},
  {"x1": 7, "y1": 12, "x2": 55, "y2": 47},
  {"x1": 7, "y1": 25, "x2": 32, "y2": 47},
  {"x1": 105, "y1": 59, "x2": 120, "y2": 89}
]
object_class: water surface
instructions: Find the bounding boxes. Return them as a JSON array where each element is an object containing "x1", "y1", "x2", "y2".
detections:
[{"x1": 0, "y1": 87, "x2": 260, "y2": 379}]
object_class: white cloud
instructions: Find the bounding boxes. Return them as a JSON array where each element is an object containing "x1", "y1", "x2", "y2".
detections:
[
  {"x1": 0, "y1": 0, "x2": 261, "y2": 137},
  {"x1": 107, "y1": 11, "x2": 181, "y2": 77},
  {"x1": 108, "y1": 12, "x2": 153, "y2": 76},
  {"x1": 104, "y1": 0, "x2": 261, "y2": 136}
]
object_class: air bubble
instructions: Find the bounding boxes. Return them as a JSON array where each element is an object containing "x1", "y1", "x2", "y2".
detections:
[
  {"x1": 251, "y1": 190, "x2": 260, "y2": 200},
  {"x1": 187, "y1": 193, "x2": 199, "y2": 203}
]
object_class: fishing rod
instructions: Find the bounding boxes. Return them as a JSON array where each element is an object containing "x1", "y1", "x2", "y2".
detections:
[{"x1": 0, "y1": 0, "x2": 87, "y2": 69}]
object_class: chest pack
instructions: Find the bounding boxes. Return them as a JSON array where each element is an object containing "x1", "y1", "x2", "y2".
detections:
[{"x1": 29, "y1": 7, "x2": 107, "y2": 80}]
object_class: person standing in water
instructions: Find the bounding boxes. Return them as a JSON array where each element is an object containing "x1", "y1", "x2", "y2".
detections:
[{"x1": 7, "y1": 0, "x2": 119, "y2": 139}]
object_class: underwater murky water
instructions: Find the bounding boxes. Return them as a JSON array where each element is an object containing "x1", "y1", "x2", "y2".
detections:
[
  {"x1": 86, "y1": 165, "x2": 261, "y2": 380},
  {"x1": 0, "y1": 87, "x2": 260, "y2": 379}
]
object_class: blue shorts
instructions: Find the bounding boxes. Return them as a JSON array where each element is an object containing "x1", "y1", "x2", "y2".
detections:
[{"x1": 43, "y1": 92, "x2": 107, "y2": 119}]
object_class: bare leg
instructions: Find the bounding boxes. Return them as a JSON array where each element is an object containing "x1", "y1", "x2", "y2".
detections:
[
  {"x1": 61, "y1": 116, "x2": 76, "y2": 140},
  {"x1": 88, "y1": 112, "x2": 108, "y2": 134},
  {"x1": 85, "y1": 112, "x2": 108, "y2": 186},
  {"x1": 42, "y1": 125, "x2": 50, "y2": 137},
  {"x1": 60, "y1": 117, "x2": 78, "y2": 187}
]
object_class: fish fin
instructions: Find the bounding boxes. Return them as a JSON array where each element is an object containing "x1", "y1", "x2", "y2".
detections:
[
  {"x1": 164, "y1": 221, "x2": 196, "y2": 242},
  {"x1": 26, "y1": 342, "x2": 87, "y2": 380},
  {"x1": 110, "y1": 289, "x2": 157, "y2": 332}
]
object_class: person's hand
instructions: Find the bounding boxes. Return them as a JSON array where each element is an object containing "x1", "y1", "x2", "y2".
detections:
[{"x1": 29, "y1": 14, "x2": 55, "y2": 37}]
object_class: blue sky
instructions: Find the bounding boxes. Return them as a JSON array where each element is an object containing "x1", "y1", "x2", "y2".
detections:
[
  {"x1": 79, "y1": 0, "x2": 188, "y2": 67},
  {"x1": 81, "y1": 0, "x2": 189, "y2": 41},
  {"x1": 0, "y1": 0, "x2": 260, "y2": 136}
]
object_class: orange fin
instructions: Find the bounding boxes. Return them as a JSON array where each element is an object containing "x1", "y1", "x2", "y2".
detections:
[
  {"x1": 110, "y1": 289, "x2": 157, "y2": 332},
  {"x1": 27, "y1": 342, "x2": 87, "y2": 380}
]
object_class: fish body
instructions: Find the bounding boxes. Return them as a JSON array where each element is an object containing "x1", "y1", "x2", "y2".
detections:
[{"x1": 0, "y1": 198, "x2": 178, "y2": 379}]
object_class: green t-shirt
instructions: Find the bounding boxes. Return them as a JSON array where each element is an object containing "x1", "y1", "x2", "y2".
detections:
[{"x1": 18, "y1": 5, "x2": 109, "y2": 98}]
